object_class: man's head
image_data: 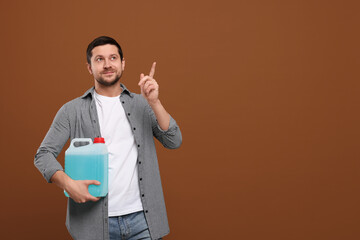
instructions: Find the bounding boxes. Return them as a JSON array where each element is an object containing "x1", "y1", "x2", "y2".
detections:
[
  {"x1": 86, "y1": 36, "x2": 125, "y2": 87},
  {"x1": 86, "y1": 36, "x2": 123, "y2": 64}
]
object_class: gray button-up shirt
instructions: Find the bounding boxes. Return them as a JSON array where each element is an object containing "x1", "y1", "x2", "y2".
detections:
[{"x1": 34, "y1": 84, "x2": 182, "y2": 240}]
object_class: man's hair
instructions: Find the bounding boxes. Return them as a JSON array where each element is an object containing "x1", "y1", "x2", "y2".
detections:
[{"x1": 86, "y1": 36, "x2": 123, "y2": 64}]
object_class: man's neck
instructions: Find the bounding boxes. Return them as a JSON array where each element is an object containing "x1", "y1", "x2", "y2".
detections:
[{"x1": 94, "y1": 83, "x2": 122, "y2": 97}]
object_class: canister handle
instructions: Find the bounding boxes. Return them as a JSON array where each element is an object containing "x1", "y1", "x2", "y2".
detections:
[{"x1": 70, "y1": 138, "x2": 93, "y2": 148}]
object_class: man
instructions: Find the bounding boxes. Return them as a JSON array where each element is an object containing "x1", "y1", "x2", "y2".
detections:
[{"x1": 34, "y1": 36, "x2": 182, "y2": 240}]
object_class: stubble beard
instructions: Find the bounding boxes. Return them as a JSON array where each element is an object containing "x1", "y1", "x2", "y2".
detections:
[{"x1": 95, "y1": 72, "x2": 123, "y2": 87}]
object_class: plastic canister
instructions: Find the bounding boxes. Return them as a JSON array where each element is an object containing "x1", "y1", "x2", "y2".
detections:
[{"x1": 64, "y1": 138, "x2": 108, "y2": 197}]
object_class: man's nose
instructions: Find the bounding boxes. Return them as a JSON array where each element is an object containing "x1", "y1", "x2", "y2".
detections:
[{"x1": 103, "y1": 59, "x2": 111, "y2": 68}]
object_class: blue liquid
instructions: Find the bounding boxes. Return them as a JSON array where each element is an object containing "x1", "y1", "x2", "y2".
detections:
[{"x1": 64, "y1": 139, "x2": 108, "y2": 197}]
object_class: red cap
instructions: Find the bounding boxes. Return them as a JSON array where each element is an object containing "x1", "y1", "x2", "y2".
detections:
[{"x1": 94, "y1": 137, "x2": 105, "y2": 143}]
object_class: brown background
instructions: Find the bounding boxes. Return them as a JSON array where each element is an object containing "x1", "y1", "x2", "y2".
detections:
[{"x1": 0, "y1": 0, "x2": 359, "y2": 239}]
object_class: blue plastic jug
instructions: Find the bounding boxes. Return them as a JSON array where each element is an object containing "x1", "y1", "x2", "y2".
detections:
[{"x1": 64, "y1": 138, "x2": 108, "y2": 197}]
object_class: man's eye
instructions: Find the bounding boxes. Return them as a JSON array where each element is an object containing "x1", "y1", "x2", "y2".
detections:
[
  {"x1": 111, "y1": 56, "x2": 117, "y2": 60},
  {"x1": 96, "y1": 58, "x2": 103, "y2": 62}
]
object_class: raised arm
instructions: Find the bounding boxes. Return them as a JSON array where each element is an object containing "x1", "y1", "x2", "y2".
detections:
[{"x1": 139, "y1": 62, "x2": 182, "y2": 149}]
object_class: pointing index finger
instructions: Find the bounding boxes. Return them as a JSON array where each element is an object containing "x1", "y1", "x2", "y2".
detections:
[{"x1": 149, "y1": 62, "x2": 156, "y2": 78}]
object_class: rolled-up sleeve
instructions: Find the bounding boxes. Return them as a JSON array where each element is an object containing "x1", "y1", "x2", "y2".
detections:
[
  {"x1": 34, "y1": 104, "x2": 70, "y2": 182},
  {"x1": 147, "y1": 104, "x2": 182, "y2": 149}
]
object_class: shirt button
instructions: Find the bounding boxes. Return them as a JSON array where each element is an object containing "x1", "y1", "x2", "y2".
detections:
[
  {"x1": 122, "y1": 101, "x2": 124, "y2": 104},
  {"x1": 137, "y1": 144, "x2": 140, "y2": 148},
  {"x1": 140, "y1": 178, "x2": 142, "y2": 181},
  {"x1": 133, "y1": 127, "x2": 136, "y2": 130},
  {"x1": 142, "y1": 194, "x2": 144, "y2": 197},
  {"x1": 145, "y1": 210, "x2": 148, "y2": 213},
  {"x1": 139, "y1": 161, "x2": 142, "y2": 164},
  {"x1": 128, "y1": 113, "x2": 131, "y2": 116}
]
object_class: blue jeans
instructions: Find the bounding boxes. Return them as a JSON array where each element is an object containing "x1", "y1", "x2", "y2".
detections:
[{"x1": 109, "y1": 211, "x2": 151, "y2": 240}]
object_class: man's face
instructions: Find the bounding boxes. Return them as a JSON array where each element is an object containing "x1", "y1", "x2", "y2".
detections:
[{"x1": 87, "y1": 44, "x2": 125, "y2": 86}]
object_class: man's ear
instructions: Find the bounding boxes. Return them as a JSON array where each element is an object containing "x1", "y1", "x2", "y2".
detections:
[
  {"x1": 122, "y1": 58, "x2": 125, "y2": 71},
  {"x1": 87, "y1": 63, "x2": 93, "y2": 75}
]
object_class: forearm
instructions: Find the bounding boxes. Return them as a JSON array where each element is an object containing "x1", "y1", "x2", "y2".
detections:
[
  {"x1": 34, "y1": 150, "x2": 64, "y2": 183},
  {"x1": 50, "y1": 170, "x2": 72, "y2": 190},
  {"x1": 149, "y1": 99, "x2": 170, "y2": 131}
]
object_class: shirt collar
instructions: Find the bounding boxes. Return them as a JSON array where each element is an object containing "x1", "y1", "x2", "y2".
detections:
[{"x1": 80, "y1": 83, "x2": 134, "y2": 99}]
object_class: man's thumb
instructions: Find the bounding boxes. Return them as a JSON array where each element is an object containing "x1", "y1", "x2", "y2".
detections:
[
  {"x1": 85, "y1": 180, "x2": 101, "y2": 186},
  {"x1": 93, "y1": 180, "x2": 101, "y2": 185}
]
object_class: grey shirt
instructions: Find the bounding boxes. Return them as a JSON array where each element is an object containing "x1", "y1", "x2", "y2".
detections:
[{"x1": 34, "y1": 84, "x2": 182, "y2": 240}]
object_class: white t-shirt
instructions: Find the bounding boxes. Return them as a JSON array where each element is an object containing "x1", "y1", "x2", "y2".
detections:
[{"x1": 94, "y1": 90, "x2": 143, "y2": 216}]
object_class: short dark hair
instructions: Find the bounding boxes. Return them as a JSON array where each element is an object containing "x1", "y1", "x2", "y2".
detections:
[{"x1": 86, "y1": 36, "x2": 123, "y2": 64}]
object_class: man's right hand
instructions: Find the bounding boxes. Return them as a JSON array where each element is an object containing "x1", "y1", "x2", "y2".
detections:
[
  {"x1": 65, "y1": 179, "x2": 101, "y2": 203},
  {"x1": 51, "y1": 170, "x2": 101, "y2": 203}
]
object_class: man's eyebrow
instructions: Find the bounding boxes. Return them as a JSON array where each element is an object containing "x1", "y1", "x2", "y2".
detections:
[{"x1": 94, "y1": 54, "x2": 119, "y2": 58}]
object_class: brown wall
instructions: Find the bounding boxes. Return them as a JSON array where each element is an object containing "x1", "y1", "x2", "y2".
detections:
[{"x1": 0, "y1": 0, "x2": 359, "y2": 239}]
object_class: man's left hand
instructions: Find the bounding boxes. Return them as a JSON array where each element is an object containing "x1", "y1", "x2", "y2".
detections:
[{"x1": 138, "y1": 62, "x2": 159, "y2": 105}]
